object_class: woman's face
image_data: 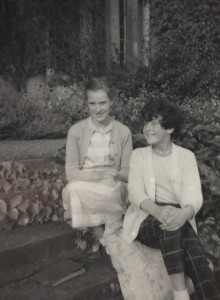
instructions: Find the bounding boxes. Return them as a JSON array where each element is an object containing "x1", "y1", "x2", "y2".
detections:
[
  {"x1": 143, "y1": 117, "x2": 172, "y2": 146},
  {"x1": 87, "y1": 89, "x2": 113, "y2": 126}
]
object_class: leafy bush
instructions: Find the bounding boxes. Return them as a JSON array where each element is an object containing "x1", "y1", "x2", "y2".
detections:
[
  {"x1": 0, "y1": 161, "x2": 66, "y2": 230},
  {"x1": 0, "y1": 0, "x2": 105, "y2": 84},
  {"x1": 0, "y1": 81, "x2": 88, "y2": 139},
  {"x1": 149, "y1": 0, "x2": 220, "y2": 98}
]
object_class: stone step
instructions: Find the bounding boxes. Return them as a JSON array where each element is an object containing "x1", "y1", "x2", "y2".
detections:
[
  {"x1": 0, "y1": 223, "x2": 77, "y2": 270},
  {"x1": 0, "y1": 223, "x2": 79, "y2": 286},
  {"x1": 0, "y1": 255, "x2": 122, "y2": 300},
  {"x1": 0, "y1": 139, "x2": 65, "y2": 161},
  {"x1": 0, "y1": 222, "x2": 122, "y2": 299}
]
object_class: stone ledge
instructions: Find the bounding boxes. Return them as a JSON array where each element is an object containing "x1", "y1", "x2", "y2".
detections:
[
  {"x1": 0, "y1": 254, "x2": 122, "y2": 300},
  {"x1": 0, "y1": 139, "x2": 65, "y2": 161},
  {"x1": 0, "y1": 223, "x2": 77, "y2": 277},
  {"x1": 0, "y1": 222, "x2": 72, "y2": 252}
]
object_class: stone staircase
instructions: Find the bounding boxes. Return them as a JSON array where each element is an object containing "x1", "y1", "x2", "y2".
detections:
[
  {"x1": 0, "y1": 139, "x2": 122, "y2": 299},
  {"x1": 0, "y1": 222, "x2": 122, "y2": 300}
]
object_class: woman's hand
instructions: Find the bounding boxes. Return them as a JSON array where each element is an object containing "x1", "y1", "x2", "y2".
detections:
[
  {"x1": 104, "y1": 169, "x2": 118, "y2": 180},
  {"x1": 159, "y1": 205, "x2": 194, "y2": 231},
  {"x1": 153, "y1": 205, "x2": 175, "y2": 225},
  {"x1": 92, "y1": 168, "x2": 118, "y2": 182}
]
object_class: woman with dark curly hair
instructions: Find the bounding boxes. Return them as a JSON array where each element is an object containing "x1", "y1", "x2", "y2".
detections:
[{"x1": 124, "y1": 99, "x2": 220, "y2": 300}]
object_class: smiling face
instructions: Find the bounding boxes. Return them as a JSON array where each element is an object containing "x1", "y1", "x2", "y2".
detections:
[
  {"x1": 143, "y1": 116, "x2": 173, "y2": 146},
  {"x1": 87, "y1": 89, "x2": 113, "y2": 127}
]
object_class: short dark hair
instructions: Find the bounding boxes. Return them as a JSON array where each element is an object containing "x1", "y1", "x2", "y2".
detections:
[
  {"x1": 141, "y1": 99, "x2": 184, "y2": 136},
  {"x1": 85, "y1": 77, "x2": 117, "y2": 101}
]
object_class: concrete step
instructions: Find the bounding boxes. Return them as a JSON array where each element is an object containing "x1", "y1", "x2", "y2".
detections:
[
  {"x1": 0, "y1": 255, "x2": 122, "y2": 300},
  {"x1": 1, "y1": 222, "x2": 219, "y2": 300},
  {"x1": 0, "y1": 139, "x2": 65, "y2": 161},
  {"x1": 0, "y1": 222, "x2": 122, "y2": 300},
  {"x1": 0, "y1": 222, "x2": 78, "y2": 284}
]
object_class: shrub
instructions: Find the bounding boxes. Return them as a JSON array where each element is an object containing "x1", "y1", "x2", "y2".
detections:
[
  {"x1": 0, "y1": 81, "x2": 88, "y2": 139},
  {"x1": 150, "y1": 0, "x2": 220, "y2": 98},
  {"x1": 0, "y1": 161, "x2": 66, "y2": 230}
]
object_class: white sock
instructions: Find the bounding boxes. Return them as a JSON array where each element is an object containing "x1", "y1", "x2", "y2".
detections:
[{"x1": 173, "y1": 289, "x2": 190, "y2": 300}]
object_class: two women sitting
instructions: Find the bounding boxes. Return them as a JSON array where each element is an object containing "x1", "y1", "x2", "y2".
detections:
[{"x1": 62, "y1": 77, "x2": 220, "y2": 300}]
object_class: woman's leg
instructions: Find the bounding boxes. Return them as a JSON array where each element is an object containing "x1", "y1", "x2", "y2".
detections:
[
  {"x1": 158, "y1": 223, "x2": 190, "y2": 299},
  {"x1": 137, "y1": 215, "x2": 190, "y2": 300},
  {"x1": 182, "y1": 223, "x2": 220, "y2": 300}
]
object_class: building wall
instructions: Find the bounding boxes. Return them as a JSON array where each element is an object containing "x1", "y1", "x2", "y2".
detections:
[{"x1": 105, "y1": 0, "x2": 151, "y2": 71}]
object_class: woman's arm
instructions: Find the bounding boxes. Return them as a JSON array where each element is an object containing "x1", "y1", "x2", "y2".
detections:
[
  {"x1": 65, "y1": 127, "x2": 99, "y2": 182},
  {"x1": 128, "y1": 149, "x2": 151, "y2": 206},
  {"x1": 180, "y1": 151, "x2": 203, "y2": 214},
  {"x1": 117, "y1": 130, "x2": 133, "y2": 183}
]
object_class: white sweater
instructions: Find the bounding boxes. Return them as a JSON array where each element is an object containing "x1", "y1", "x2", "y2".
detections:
[{"x1": 123, "y1": 143, "x2": 203, "y2": 243}]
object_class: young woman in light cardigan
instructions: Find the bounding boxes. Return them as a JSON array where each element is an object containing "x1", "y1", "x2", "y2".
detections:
[
  {"x1": 62, "y1": 77, "x2": 174, "y2": 300},
  {"x1": 124, "y1": 99, "x2": 220, "y2": 300}
]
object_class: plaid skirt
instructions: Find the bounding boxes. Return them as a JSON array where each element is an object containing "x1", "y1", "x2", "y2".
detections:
[{"x1": 136, "y1": 205, "x2": 220, "y2": 300}]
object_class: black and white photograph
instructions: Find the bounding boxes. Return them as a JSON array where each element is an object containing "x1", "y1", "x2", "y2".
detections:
[{"x1": 0, "y1": 1, "x2": 220, "y2": 299}]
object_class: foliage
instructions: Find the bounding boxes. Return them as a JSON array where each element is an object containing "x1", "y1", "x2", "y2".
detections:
[
  {"x1": 0, "y1": 81, "x2": 88, "y2": 139},
  {"x1": 150, "y1": 0, "x2": 220, "y2": 97},
  {"x1": 0, "y1": 0, "x2": 105, "y2": 84},
  {"x1": 0, "y1": 161, "x2": 66, "y2": 230}
]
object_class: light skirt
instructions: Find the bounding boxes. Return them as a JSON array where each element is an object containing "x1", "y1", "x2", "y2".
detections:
[{"x1": 62, "y1": 179, "x2": 127, "y2": 229}]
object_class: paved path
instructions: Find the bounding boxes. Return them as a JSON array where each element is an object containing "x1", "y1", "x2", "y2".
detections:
[{"x1": 0, "y1": 139, "x2": 66, "y2": 161}]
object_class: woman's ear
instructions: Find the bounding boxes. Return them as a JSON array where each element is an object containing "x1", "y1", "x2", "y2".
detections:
[{"x1": 167, "y1": 128, "x2": 174, "y2": 134}]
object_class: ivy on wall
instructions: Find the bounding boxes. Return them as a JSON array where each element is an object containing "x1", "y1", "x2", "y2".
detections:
[
  {"x1": 150, "y1": 0, "x2": 220, "y2": 97},
  {"x1": 0, "y1": 0, "x2": 106, "y2": 84}
]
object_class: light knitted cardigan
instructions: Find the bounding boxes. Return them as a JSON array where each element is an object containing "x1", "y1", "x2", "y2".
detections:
[
  {"x1": 65, "y1": 117, "x2": 133, "y2": 183},
  {"x1": 123, "y1": 144, "x2": 203, "y2": 243}
]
